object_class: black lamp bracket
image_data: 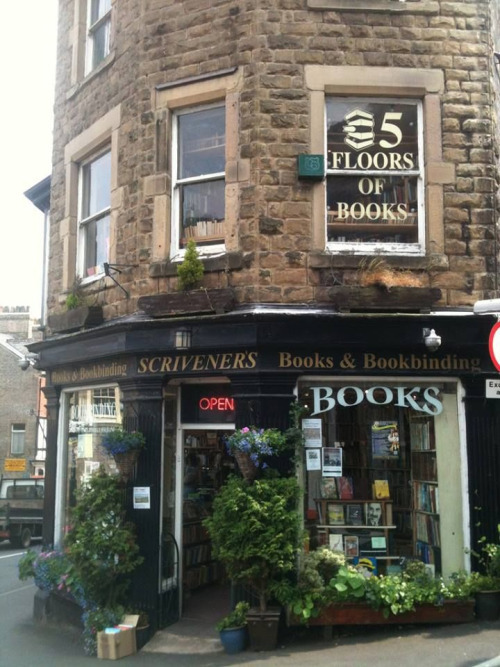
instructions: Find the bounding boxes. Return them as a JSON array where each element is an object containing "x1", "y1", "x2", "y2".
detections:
[{"x1": 103, "y1": 263, "x2": 137, "y2": 299}]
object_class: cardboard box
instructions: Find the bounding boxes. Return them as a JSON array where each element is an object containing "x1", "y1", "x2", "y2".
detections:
[{"x1": 97, "y1": 615, "x2": 140, "y2": 660}]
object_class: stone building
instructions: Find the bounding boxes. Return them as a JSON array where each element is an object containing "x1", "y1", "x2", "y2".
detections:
[
  {"x1": 0, "y1": 309, "x2": 46, "y2": 479},
  {"x1": 33, "y1": 0, "x2": 500, "y2": 633}
]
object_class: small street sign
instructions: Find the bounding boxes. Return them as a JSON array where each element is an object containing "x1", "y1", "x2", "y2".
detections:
[{"x1": 4, "y1": 458, "x2": 27, "y2": 472}]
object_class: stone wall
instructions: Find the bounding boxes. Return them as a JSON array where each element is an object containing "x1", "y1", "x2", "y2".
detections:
[{"x1": 48, "y1": 0, "x2": 498, "y2": 317}]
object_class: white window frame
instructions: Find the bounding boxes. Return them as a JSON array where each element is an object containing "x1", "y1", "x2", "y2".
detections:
[
  {"x1": 85, "y1": 0, "x2": 112, "y2": 75},
  {"x1": 11, "y1": 423, "x2": 26, "y2": 455},
  {"x1": 77, "y1": 147, "x2": 111, "y2": 282},
  {"x1": 326, "y1": 97, "x2": 425, "y2": 257},
  {"x1": 171, "y1": 103, "x2": 226, "y2": 259}
]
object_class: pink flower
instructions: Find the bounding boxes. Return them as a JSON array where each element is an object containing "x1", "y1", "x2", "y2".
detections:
[{"x1": 241, "y1": 427, "x2": 250, "y2": 433}]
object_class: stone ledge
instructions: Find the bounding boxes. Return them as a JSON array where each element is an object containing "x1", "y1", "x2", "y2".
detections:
[
  {"x1": 309, "y1": 252, "x2": 449, "y2": 271},
  {"x1": 326, "y1": 286, "x2": 442, "y2": 310},
  {"x1": 138, "y1": 288, "x2": 236, "y2": 317},
  {"x1": 149, "y1": 252, "x2": 245, "y2": 278},
  {"x1": 307, "y1": 0, "x2": 439, "y2": 13}
]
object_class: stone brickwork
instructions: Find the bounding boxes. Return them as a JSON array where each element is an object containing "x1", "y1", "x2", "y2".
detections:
[{"x1": 48, "y1": 0, "x2": 499, "y2": 319}]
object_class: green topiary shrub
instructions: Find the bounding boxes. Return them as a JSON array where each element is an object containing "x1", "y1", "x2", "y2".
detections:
[
  {"x1": 177, "y1": 239, "x2": 204, "y2": 290},
  {"x1": 64, "y1": 468, "x2": 143, "y2": 609}
]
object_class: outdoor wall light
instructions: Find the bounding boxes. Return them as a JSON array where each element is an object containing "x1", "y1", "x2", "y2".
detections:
[
  {"x1": 174, "y1": 328, "x2": 192, "y2": 350},
  {"x1": 423, "y1": 328, "x2": 441, "y2": 353},
  {"x1": 18, "y1": 353, "x2": 40, "y2": 371}
]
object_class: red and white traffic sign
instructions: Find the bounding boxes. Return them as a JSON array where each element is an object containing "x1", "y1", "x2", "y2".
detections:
[{"x1": 488, "y1": 322, "x2": 500, "y2": 371}]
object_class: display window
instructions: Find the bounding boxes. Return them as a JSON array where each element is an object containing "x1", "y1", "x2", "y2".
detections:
[
  {"x1": 58, "y1": 385, "x2": 122, "y2": 538},
  {"x1": 298, "y1": 379, "x2": 467, "y2": 577}
]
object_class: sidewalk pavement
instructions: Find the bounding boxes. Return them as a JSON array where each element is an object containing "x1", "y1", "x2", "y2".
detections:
[
  {"x1": 7, "y1": 584, "x2": 500, "y2": 667},
  {"x1": 31, "y1": 612, "x2": 500, "y2": 667}
]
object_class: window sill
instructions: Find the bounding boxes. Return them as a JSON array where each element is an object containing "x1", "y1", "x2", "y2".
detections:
[
  {"x1": 309, "y1": 252, "x2": 448, "y2": 271},
  {"x1": 307, "y1": 0, "x2": 438, "y2": 12},
  {"x1": 150, "y1": 251, "x2": 244, "y2": 279},
  {"x1": 67, "y1": 50, "x2": 116, "y2": 101}
]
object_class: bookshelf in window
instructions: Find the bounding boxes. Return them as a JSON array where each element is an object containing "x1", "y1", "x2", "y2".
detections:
[
  {"x1": 314, "y1": 498, "x2": 396, "y2": 562},
  {"x1": 410, "y1": 415, "x2": 441, "y2": 572}
]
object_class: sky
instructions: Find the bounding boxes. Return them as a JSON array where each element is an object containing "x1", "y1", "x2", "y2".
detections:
[{"x1": 0, "y1": 1, "x2": 58, "y2": 317}]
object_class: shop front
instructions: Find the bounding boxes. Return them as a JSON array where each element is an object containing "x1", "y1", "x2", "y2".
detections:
[{"x1": 32, "y1": 309, "x2": 500, "y2": 631}]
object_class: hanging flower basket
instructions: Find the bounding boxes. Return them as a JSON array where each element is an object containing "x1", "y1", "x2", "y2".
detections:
[
  {"x1": 101, "y1": 428, "x2": 146, "y2": 482},
  {"x1": 234, "y1": 450, "x2": 258, "y2": 482},
  {"x1": 113, "y1": 449, "x2": 140, "y2": 482},
  {"x1": 224, "y1": 427, "x2": 289, "y2": 481}
]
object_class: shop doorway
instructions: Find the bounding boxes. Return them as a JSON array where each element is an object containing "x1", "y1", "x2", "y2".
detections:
[
  {"x1": 180, "y1": 427, "x2": 234, "y2": 621},
  {"x1": 160, "y1": 382, "x2": 236, "y2": 627}
]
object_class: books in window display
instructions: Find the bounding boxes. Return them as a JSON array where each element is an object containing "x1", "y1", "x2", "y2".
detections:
[
  {"x1": 329, "y1": 533, "x2": 344, "y2": 552},
  {"x1": 345, "y1": 503, "x2": 363, "y2": 526},
  {"x1": 410, "y1": 421, "x2": 431, "y2": 450},
  {"x1": 327, "y1": 503, "x2": 345, "y2": 525},
  {"x1": 415, "y1": 512, "x2": 440, "y2": 547},
  {"x1": 414, "y1": 481, "x2": 439, "y2": 513},
  {"x1": 358, "y1": 533, "x2": 388, "y2": 557},
  {"x1": 320, "y1": 477, "x2": 339, "y2": 499},
  {"x1": 372, "y1": 479, "x2": 390, "y2": 500},
  {"x1": 337, "y1": 476, "x2": 354, "y2": 500}
]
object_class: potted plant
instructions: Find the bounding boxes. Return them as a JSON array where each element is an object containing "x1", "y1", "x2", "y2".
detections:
[
  {"x1": 216, "y1": 601, "x2": 250, "y2": 654},
  {"x1": 204, "y1": 474, "x2": 302, "y2": 650},
  {"x1": 101, "y1": 427, "x2": 146, "y2": 481},
  {"x1": 47, "y1": 276, "x2": 104, "y2": 333},
  {"x1": 468, "y1": 528, "x2": 500, "y2": 620},
  {"x1": 177, "y1": 239, "x2": 204, "y2": 290}
]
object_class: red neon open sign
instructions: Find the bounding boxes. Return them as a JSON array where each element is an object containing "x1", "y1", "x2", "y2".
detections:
[{"x1": 199, "y1": 397, "x2": 235, "y2": 412}]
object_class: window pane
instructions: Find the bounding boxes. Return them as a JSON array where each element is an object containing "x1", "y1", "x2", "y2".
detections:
[
  {"x1": 180, "y1": 180, "x2": 225, "y2": 247},
  {"x1": 82, "y1": 151, "x2": 111, "y2": 218},
  {"x1": 91, "y1": 19, "x2": 111, "y2": 68},
  {"x1": 84, "y1": 212, "x2": 110, "y2": 275},
  {"x1": 178, "y1": 107, "x2": 225, "y2": 179},
  {"x1": 326, "y1": 100, "x2": 419, "y2": 169},
  {"x1": 65, "y1": 388, "x2": 123, "y2": 529},
  {"x1": 91, "y1": 0, "x2": 111, "y2": 24},
  {"x1": 11, "y1": 424, "x2": 25, "y2": 455},
  {"x1": 327, "y1": 175, "x2": 419, "y2": 244}
]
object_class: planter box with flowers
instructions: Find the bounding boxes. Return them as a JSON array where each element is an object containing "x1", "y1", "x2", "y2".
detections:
[
  {"x1": 285, "y1": 549, "x2": 475, "y2": 633},
  {"x1": 101, "y1": 428, "x2": 146, "y2": 482}
]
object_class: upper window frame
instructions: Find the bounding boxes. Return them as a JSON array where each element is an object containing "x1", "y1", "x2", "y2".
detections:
[
  {"x1": 171, "y1": 103, "x2": 226, "y2": 258},
  {"x1": 11, "y1": 423, "x2": 26, "y2": 456},
  {"x1": 325, "y1": 96, "x2": 425, "y2": 256},
  {"x1": 305, "y1": 65, "x2": 454, "y2": 260},
  {"x1": 85, "y1": 0, "x2": 112, "y2": 76},
  {"x1": 63, "y1": 105, "x2": 120, "y2": 297},
  {"x1": 77, "y1": 146, "x2": 111, "y2": 282}
]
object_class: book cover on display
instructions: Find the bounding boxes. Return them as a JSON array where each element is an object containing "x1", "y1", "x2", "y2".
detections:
[
  {"x1": 329, "y1": 533, "x2": 343, "y2": 552},
  {"x1": 322, "y1": 447, "x2": 342, "y2": 477},
  {"x1": 337, "y1": 476, "x2": 354, "y2": 500},
  {"x1": 371, "y1": 421, "x2": 400, "y2": 459},
  {"x1": 320, "y1": 478, "x2": 339, "y2": 499},
  {"x1": 372, "y1": 479, "x2": 390, "y2": 499},
  {"x1": 344, "y1": 535, "x2": 359, "y2": 558},
  {"x1": 327, "y1": 503, "x2": 345, "y2": 525},
  {"x1": 346, "y1": 503, "x2": 363, "y2": 526}
]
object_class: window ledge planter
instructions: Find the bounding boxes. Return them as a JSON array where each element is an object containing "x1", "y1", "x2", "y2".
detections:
[
  {"x1": 326, "y1": 286, "x2": 442, "y2": 311},
  {"x1": 48, "y1": 306, "x2": 104, "y2": 333},
  {"x1": 138, "y1": 288, "x2": 235, "y2": 317},
  {"x1": 288, "y1": 600, "x2": 475, "y2": 627}
]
